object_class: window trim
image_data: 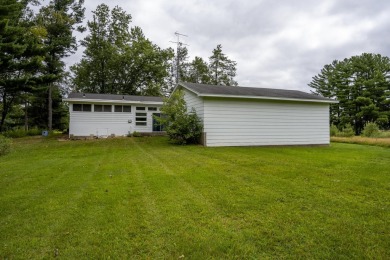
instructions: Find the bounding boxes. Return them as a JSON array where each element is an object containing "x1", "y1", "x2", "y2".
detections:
[
  {"x1": 135, "y1": 112, "x2": 147, "y2": 126},
  {"x1": 94, "y1": 104, "x2": 112, "y2": 112},
  {"x1": 114, "y1": 105, "x2": 132, "y2": 113},
  {"x1": 73, "y1": 103, "x2": 91, "y2": 112}
]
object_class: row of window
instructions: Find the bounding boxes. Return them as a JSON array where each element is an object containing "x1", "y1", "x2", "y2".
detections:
[{"x1": 73, "y1": 104, "x2": 158, "y2": 113}]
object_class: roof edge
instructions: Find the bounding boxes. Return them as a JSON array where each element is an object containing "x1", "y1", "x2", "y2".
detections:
[
  {"x1": 197, "y1": 93, "x2": 339, "y2": 103},
  {"x1": 62, "y1": 98, "x2": 163, "y2": 104},
  {"x1": 178, "y1": 82, "x2": 338, "y2": 103}
]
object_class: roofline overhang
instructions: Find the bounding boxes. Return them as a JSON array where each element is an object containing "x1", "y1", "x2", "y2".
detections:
[
  {"x1": 177, "y1": 83, "x2": 339, "y2": 104},
  {"x1": 62, "y1": 98, "x2": 163, "y2": 105},
  {"x1": 198, "y1": 93, "x2": 339, "y2": 103}
]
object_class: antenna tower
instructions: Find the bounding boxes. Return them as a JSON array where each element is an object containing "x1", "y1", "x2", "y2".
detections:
[{"x1": 170, "y1": 32, "x2": 188, "y2": 84}]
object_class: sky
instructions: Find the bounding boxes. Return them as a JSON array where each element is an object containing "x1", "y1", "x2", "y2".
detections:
[{"x1": 65, "y1": 0, "x2": 390, "y2": 92}]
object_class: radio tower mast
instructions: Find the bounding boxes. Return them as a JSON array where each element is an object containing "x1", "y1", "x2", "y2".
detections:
[{"x1": 170, "y1": 32, "x2": 188, "y2": 84}]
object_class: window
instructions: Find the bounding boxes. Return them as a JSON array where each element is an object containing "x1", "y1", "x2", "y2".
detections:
[
  {"x1": 103, "y1": 105, "x2": 112, "y2": 112},
  {"x1": 94, "y1": 105, "x2": 103, "y2": 112},
  {"x1": 114, "y1": 105, "x2": 131, "y2": 113},
  {"x1": 136, "y1": 112, "x2": 147, "y2": 126},
  {"x1": 73, "y1": 104, "x2": 91, "y2": 112},
  {"x1": 94, "y1": 105, "x2": 111, "y2": 112},
  {"x1": 148, "y1": 107, "x2": 157, "y2": 111},
  {"x1": 136, "y1": 107, "x2": 146, "y2": 111}
]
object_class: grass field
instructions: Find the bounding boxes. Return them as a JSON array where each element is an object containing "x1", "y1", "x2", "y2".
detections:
[
  {"x1": 332, "y1": 136, "x2": 390, "y2": 147},
  {"x1": 1, "y1": 136, "x2": 389, "y2": 259}
]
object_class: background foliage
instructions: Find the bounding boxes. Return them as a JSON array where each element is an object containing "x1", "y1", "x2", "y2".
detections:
[
  {"x1": 157, "y1": 89, "x2": 203, "y2": 144},
  {"x1": 309, "y1": 53, "x2": 390, "y2": 134}
]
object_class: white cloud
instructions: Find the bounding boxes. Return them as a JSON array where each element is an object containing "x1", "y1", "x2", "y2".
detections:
[{"x1": 66, "y1": 0, "x2": 390, "y2": 92}]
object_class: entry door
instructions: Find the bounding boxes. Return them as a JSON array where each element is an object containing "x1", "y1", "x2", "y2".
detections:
[{"x1": 152, "y1": 113, "x2": 164, "y2": 132}]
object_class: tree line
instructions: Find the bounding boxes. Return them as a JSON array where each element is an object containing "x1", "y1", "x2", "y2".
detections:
[
  {"x1": 0, "y1": 1, "x2": 238, "y2": 133},
  {"x1": 309, "y1": 53, "x2": 390, "y2": 134}
]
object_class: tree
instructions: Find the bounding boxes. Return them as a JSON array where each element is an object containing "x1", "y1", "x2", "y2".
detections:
[
  {"x1": 187, "y1": 56, "x2": 211, "y2": 84},
  {"x1": 0, "y1": 0, "x2": 46, "y2": 132},
  {"x1": 157, "y1": 89, "x2": 203, "y2": 144},
  {"x1": 71, "y1": 4, "x2": 173, "y2": 96},
  {"x1": 309, "y1": 53, "x2": 390, "y2": 134},
  {"x1": 36, "y1": 0, "x2": 85, "y2": 131},
  {"x1": 209, "y1": 44, "x2": 238, "y2": 86}
]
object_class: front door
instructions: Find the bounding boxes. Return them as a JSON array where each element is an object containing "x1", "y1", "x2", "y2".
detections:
[{"x1": 152, "y1": 113, "x2": 164, "y2": 132}]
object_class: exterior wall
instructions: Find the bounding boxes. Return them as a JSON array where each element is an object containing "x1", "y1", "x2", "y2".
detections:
[
  {"x1": 201, "y1": 98, "x2": 330, "y2": 147},
  {"x1": 69, "y1": 103, "x2": 161, "y2": 137},
  {"x1": 182, "y1": 88, "x2": 204, "y2": 123}
]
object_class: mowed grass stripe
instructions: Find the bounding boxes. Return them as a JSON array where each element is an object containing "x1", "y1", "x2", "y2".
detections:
[
  {"x1": 0, "y1": 137, "x2": 389, "y2": 258},
  {"x1": 135, "y1": 139, "x2": 390, "y2": 257}
]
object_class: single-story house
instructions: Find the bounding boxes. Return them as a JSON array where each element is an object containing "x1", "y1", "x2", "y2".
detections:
[
  {"x1": 175, "y1": 82, "x2": 338, "y2": 147},
  {"x1": 63, "y1": 93, "x2": 164, "y2": 137}
]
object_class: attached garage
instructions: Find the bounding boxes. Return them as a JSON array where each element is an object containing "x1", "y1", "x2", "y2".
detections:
[{"x1": 176, "y1": 82, "x2": 338, "y2": 147}]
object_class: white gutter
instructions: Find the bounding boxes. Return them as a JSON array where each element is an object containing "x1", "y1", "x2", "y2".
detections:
[{"x1": 62, "y1": 98, "x2": 163, "y2": 105}]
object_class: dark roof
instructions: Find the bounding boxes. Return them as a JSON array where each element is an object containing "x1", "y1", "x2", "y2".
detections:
[
  {"x1": 180, "y1": 82, "x2": 335, "y2": 102},
  {"x1": 66, "y1": 92, "x2": 163, "y2": 102}
]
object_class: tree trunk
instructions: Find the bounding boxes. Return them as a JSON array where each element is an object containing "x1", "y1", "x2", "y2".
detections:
[
  {"x1": 48, "y1": 84, "x2": 53, "y2": 131},
  {"x1": 24, "y1": 99, "x2": 29, "y2": 131}
]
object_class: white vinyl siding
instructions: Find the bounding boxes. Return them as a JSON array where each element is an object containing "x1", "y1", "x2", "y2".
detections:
[
  {"x1": 69, "y1": 111, "x2": 133, "y2": 137},
  {"x1": 182, "y1": 88, "x2": 204, "y2": 123},
  {"x1": 202, "y1": 98, "x2": 330, "y2": 147},
  {"x1": 69, "y1": 103, "x2": 162, "y2": 136}
]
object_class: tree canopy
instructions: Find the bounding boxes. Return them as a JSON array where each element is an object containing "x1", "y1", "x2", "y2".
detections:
[
  {"x1": 174, "y1": 44, "x2": 238, "y2": 87},
  {"x1": 71, "y1": 4, "x2": 174, "y2": 96},
  {"x1": 309, "y1": 53, "x2": 390, "y2": 134}
]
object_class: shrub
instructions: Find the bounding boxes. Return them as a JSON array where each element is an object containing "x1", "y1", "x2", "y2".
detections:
[
  {"x1": 27, "y1": 127, "x2": 42, "y2": 136},
  {"x1": 378, "y1": 131, "x2": 390, "y2": 138},
  {"x1": 3, "y1": 128, "x2": 27, "y2": 138},
  {"x1": 3, "y1": 127, "x2": 42, "y2": 138},
  {"x1": 132, "y1": 131, "x2": 142, "y2": 137},
  {"x1": 330, "y1": 124, "x2": 339, "y2": 136},
  {"x1": 362, "y1": 122, "x2": 380, "y2": 137},
  {"x1": 336, "y1": 123, "x2": 354, "y2": 137},
  {"x1": 0, "y1": 135, "x2": 11, "y2": 156},
  {"x1": 157, "y1": 89, "x2": 203, "y2": 144}
]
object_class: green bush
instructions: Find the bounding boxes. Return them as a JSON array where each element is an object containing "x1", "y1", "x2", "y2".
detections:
[
  {"x1": 336, "y1": 123, "x2": 354, "y2": 137},
  {"x1": 362, "y1": 122, "x2": 380, "y2": 137},
  {"x1": 377, "y1": 131, "x2": 390, "y2": 138},
  {"x1": 330, "y1": 124, "x2": 339, "y2": 136},
  {"x1": 0, "y1": 135, "x2": 11, "y2": 156},
  {"x1": 132, "y1": 131, "x2": 142, "y2": 137},
  {"x1": 27, "y1": 127, "x2": 42, "y2": 136},
  {"x1": 3, "y1": 127, "x2": 42, "y2": 138},
  {"x1": 157, "y1": 89, "x2": 203, "y2": 144}
]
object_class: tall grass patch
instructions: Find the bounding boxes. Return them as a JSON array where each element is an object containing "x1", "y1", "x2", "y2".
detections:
[{"x1": 0, "y1": 135, "x2": 11, "y2": 156}]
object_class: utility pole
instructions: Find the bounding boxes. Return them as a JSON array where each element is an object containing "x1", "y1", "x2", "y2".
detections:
[{"x1": 170, "y1": 32, "x2": 188, "y2": 84}]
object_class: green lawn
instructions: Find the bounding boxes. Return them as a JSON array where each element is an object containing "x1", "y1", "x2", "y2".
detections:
[{"x1": 1, "y1": 137, "x2": 389, "y2": 259}]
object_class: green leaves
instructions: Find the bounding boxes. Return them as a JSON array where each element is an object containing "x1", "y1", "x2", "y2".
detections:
[
  {"x1": 71, "y1": 4, "x2": 173, "y2": 96},
  {"x1": 157, "y1": 89, "x2": 203, "y2": 144},
  {"x1": 309, "y1": 53, "x2": 390, "y2": 134}
]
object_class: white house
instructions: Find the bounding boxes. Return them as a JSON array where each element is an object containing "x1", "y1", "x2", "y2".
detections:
[
  {"x1": 63, "y1": 93, "x2": 164, "y2": 137},
  {"x1": 176, "y1": 82, "x2": 338, "y2": 147}
]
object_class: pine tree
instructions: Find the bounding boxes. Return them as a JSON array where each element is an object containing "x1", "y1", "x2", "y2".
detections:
[
  {"x1": 36, "y1": 0, "x2": 85, "y2": 131},
  {"x1": 309, "y1": 53, "x2": 390, "y2": 133},
  {"x1": 209, "y1": 44, "x2": 237, "y2": 86},
  {"x1": 0, "y1": 0, "x2": 46, "y2": 132}
]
